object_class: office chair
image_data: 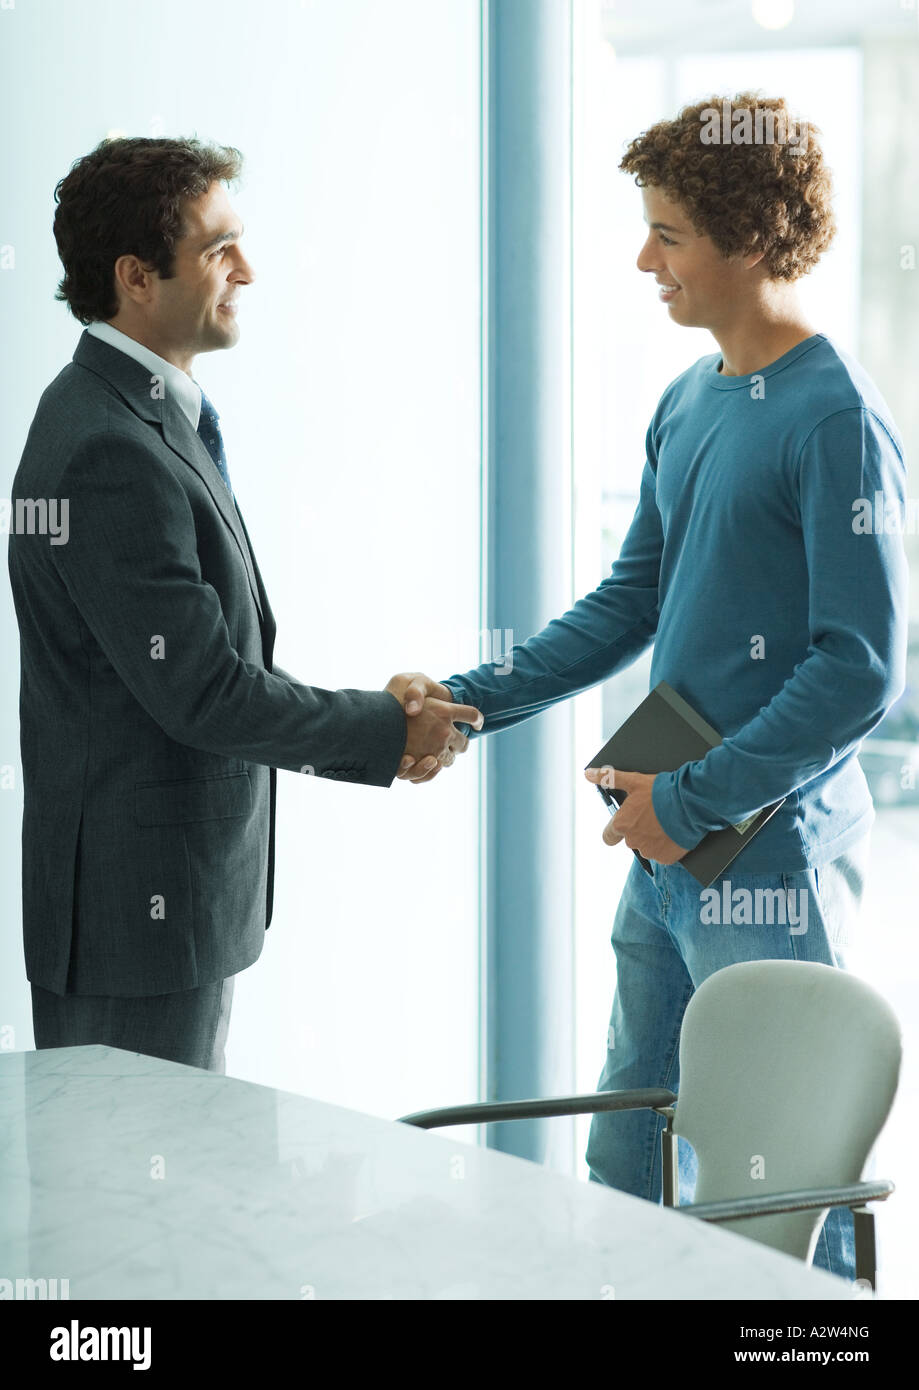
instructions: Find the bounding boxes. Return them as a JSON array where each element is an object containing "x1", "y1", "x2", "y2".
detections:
[{"x1": 399, "y1": 959, "x2": 902, "y2": 1290}]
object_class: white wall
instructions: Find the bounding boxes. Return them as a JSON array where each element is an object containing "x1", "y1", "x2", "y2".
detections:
[{"x1": 0, "y1": 0, "x2": 484, "y2": 1125}]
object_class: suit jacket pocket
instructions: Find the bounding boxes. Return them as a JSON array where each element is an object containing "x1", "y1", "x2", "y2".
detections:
[{"x1": 134, "y1": 772, "x2": 252, "y2": 826}]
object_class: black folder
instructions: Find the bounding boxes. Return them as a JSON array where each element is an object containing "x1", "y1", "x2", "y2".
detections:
[{"x1": 586, "y1": 681, "x2": 785, "y2": 888}]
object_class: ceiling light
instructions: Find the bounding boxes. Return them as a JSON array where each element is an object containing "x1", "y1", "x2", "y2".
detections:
[{"x1": 751, "y1": 0, "x2": 795, "y2": 31}]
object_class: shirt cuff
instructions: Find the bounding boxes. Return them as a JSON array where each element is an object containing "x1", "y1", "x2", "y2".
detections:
[{"x1": 651, "y1": 770, "x2": 703, "y2": 852}]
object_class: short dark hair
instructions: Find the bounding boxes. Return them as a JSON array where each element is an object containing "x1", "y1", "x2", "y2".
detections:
[
  {"x1": 619, "y1": 92, "x2": 836, "y2": 281},
  {"x1": 53, "y1": 136, "x2": 243, "y2": 324}
]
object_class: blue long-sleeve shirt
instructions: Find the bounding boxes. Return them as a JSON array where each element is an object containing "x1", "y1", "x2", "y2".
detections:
[{"x1": 442, "y1": 333, "x2": 908, "y2": 872}]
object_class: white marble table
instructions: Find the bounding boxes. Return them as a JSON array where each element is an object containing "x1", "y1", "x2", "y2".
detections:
[{"x1": 0, "y1": 1045, "x2": 854, "y2": 1300}]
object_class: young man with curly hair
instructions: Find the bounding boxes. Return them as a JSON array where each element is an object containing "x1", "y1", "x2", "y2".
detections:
[{"x1": 393, "y1": 94, "x2": 908, "y2": 1284}]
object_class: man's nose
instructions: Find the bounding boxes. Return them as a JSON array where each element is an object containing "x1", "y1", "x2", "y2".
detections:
[
  {"x1": 230, "y1": 252, "x2": 256, "y2": 285},
  {"x1": 636, "y1": 237, "x2": 659, "y2": 274}
]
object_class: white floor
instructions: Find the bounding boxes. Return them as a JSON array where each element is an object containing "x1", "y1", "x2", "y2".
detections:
[{"x1": 846, "y1": 808, "x2": 918, "y2": 1300}]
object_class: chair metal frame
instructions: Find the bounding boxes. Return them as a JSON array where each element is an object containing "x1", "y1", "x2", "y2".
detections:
[{"x1": 398, "y1": 1088, "x2": 893, "y2": 1289}]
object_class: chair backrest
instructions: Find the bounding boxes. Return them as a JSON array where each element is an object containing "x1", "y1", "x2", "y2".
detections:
[{"x1": 673, "y1": 960, "x2": 902, "y2": 1262}]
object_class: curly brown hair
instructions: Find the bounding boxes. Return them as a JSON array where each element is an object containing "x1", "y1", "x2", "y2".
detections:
[
  {"x1": 619, "y1": 92, "x2": 836, "y2": 281},
  {"x1": 53, "y1": 136, "x2": 243, "y2": 324}
]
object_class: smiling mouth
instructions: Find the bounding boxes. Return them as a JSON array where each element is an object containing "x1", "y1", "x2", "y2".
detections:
[{"x1": 657, "y1": 283, "x2": 681, "y2": 301}]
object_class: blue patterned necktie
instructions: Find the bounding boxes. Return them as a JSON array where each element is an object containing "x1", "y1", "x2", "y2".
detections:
[{"x1": 196, "y1": 389, "x2": 234, "y2": 500}]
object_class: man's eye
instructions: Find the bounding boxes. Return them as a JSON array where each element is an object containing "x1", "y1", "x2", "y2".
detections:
[{"x1": 659, "y1": 234, "x2": 676, "y2": 246}]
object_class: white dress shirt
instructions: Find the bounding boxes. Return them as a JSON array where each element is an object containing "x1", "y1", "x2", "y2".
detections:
[{"x1": 86, "y1": 320, "x2": 203, "y2": 431}]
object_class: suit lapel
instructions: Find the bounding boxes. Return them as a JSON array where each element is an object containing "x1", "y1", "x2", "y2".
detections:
[
  {"x1": 74, "y1": 331, "x2": 264, "y2": 624},
  {"x1": 159, "y1": 398, "x2": 264, "y2": 623},
  {"x1": 232, "y1": 503, "x2": 277, "y2": 665}
]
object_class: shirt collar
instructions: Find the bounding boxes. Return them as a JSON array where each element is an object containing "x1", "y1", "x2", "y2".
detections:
[{"x1": 86, "y1": 321, "x2": 203, "y2": 430}]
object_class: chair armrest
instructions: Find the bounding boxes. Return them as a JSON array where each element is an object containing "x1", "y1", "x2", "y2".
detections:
[
  {"x1": 677, "y1": 1180, "x2": 895, "y2": 1224},
  {"x1": 397, "y1": 1086, "x2": 677, "y2": 1129}
]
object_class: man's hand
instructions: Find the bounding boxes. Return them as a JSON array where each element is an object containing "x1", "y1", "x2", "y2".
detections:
[
  {"x1": 584, "y1": 766, "x2": 689, "y2": 864},
  {"x1": 386, "y1": 672, "x2": 483, "y2": 785},
  {"x1": 386, "y1": 671, "x2": 456, "y2": 715}
]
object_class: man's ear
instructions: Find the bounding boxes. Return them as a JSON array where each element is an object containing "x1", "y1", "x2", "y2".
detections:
[
  {"x1": 741, "y1": 236, "x2": 767, "y2": 272},
  {"x1": 112, "y1": 253, "x2": 157, "y2": 308}
]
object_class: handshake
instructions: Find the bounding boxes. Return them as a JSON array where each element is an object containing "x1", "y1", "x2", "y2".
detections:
[
  {"x1": 382, "y1": 670, "x2": 688, "y2": 865},
  {"x1": 385, "y1": 672, "x2": 484, "y2": 785}
]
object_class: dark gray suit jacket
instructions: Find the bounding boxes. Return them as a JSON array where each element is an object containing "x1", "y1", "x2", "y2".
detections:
[{"x1": 8, "y1": 330, "x2": 406, "y2": 996}]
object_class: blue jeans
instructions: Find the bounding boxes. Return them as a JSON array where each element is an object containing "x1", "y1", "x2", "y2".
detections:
[{"x1": 585, "y1": 836, "x2": 871, "y2": 1282}]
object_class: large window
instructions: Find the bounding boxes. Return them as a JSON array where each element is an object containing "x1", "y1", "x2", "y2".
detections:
[{"x1": 572, "y1": 0, "x2": 918, "y2": 1298}]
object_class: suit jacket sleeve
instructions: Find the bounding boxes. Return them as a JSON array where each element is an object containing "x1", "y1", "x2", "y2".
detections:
[{"x1": 50, "y1": 432, "x2": 406, "y2": 786}]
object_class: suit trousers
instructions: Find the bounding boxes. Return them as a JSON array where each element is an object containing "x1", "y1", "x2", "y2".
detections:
[{"x1": 30, "y1": 974, "x2": 235, "y2": 1074}]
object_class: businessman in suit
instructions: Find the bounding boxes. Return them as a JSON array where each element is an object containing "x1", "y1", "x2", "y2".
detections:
[{"x1": 7, "y1": 135, "x2": 482, "y2": 1073}]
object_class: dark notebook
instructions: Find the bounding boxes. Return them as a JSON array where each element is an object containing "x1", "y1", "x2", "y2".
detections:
[{"x1": 586, "y1": 681, "x2": 785, "y2": 888}]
